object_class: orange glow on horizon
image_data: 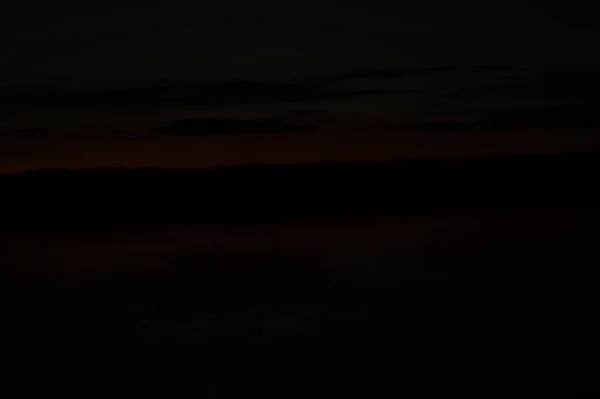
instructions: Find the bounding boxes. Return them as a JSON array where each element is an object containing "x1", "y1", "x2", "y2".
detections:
[{"x1": 1, "y1": 128, "x2": 599, "y2": 174}]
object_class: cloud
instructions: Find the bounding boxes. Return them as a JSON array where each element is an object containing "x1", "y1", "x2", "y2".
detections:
[
  {"x1": 322, "y1": 68, "x2": 415, "y2": 81},
  {"x1": 317, "y1": 65, "x2": 515, "y2": 83},
  {"x1": 443, "y1": 66, "x2": 600, "y2": 102},
  {"x1": 489, "y1": 102, "x2": 600, "y2": 129},
  {"x1": 0, "y1": 65, "x2": 515, "y2": 107},
  {"x1": 406, "y1": 121, "x2": 510, "y2": 132},
  {"x1": 0, "y1": 78, "x2": 425, "y2": 107},
  {"x1": 1, "y1": 65, "x2": 596, "y2": 118},
  {"x1": 0, "y1": 127, "x2": 52, "y2": 138},
  {"x1": 11, "y1": 127, "x2": 51, "y2": 134},
  {"x1": 406, "y1": 102, "x2": 600, "y2": 132},
  {"x1": 157, "y1": 118, "x2": 316, "y2": 136},
  {"x1": 0, "y1": 81, "x2": 322, "y2": 106}
]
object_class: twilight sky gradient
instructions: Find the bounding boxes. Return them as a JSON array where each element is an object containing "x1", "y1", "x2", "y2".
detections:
[{"x1": 1, "y1": 0, "x2": 600, "y2": 173}]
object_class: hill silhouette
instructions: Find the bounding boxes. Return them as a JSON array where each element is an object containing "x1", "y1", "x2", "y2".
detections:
[
  {"x1": 3, "y1": 151, "x2": 600, "y2": 395},
  {"x1": 1, "y1": 151, "x2": 598, "y2": 230}
]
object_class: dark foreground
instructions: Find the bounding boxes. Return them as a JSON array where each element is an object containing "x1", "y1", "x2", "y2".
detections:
[
  {"x1": 3, "y1": 210, "x2": 599, "y2": 396},
  {"x1": 2, "y1": 154, "x2": 600, "y2": 396}
]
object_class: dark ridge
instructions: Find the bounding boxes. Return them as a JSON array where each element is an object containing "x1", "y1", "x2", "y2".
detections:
[
  {"x1": 2, "y1": 152, "x2": 599, "y2": 396},
  {"x1": 0, "y1": 151, "x2": 598, "y2": 231},
  {"x1": 157, "y1": 117, "x2": 316, "y2": 136},
  {"x1": 10, "y1": 127, "x2": 52, "y2": 135}
]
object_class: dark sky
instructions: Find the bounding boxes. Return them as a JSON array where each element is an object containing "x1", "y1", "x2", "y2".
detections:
[
  {"x1": 1, "y1": 0, "x2": 600, "y2": 172},
  {"x1": 2, "y1": 0, "x2": 599, "y2": 84}
]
